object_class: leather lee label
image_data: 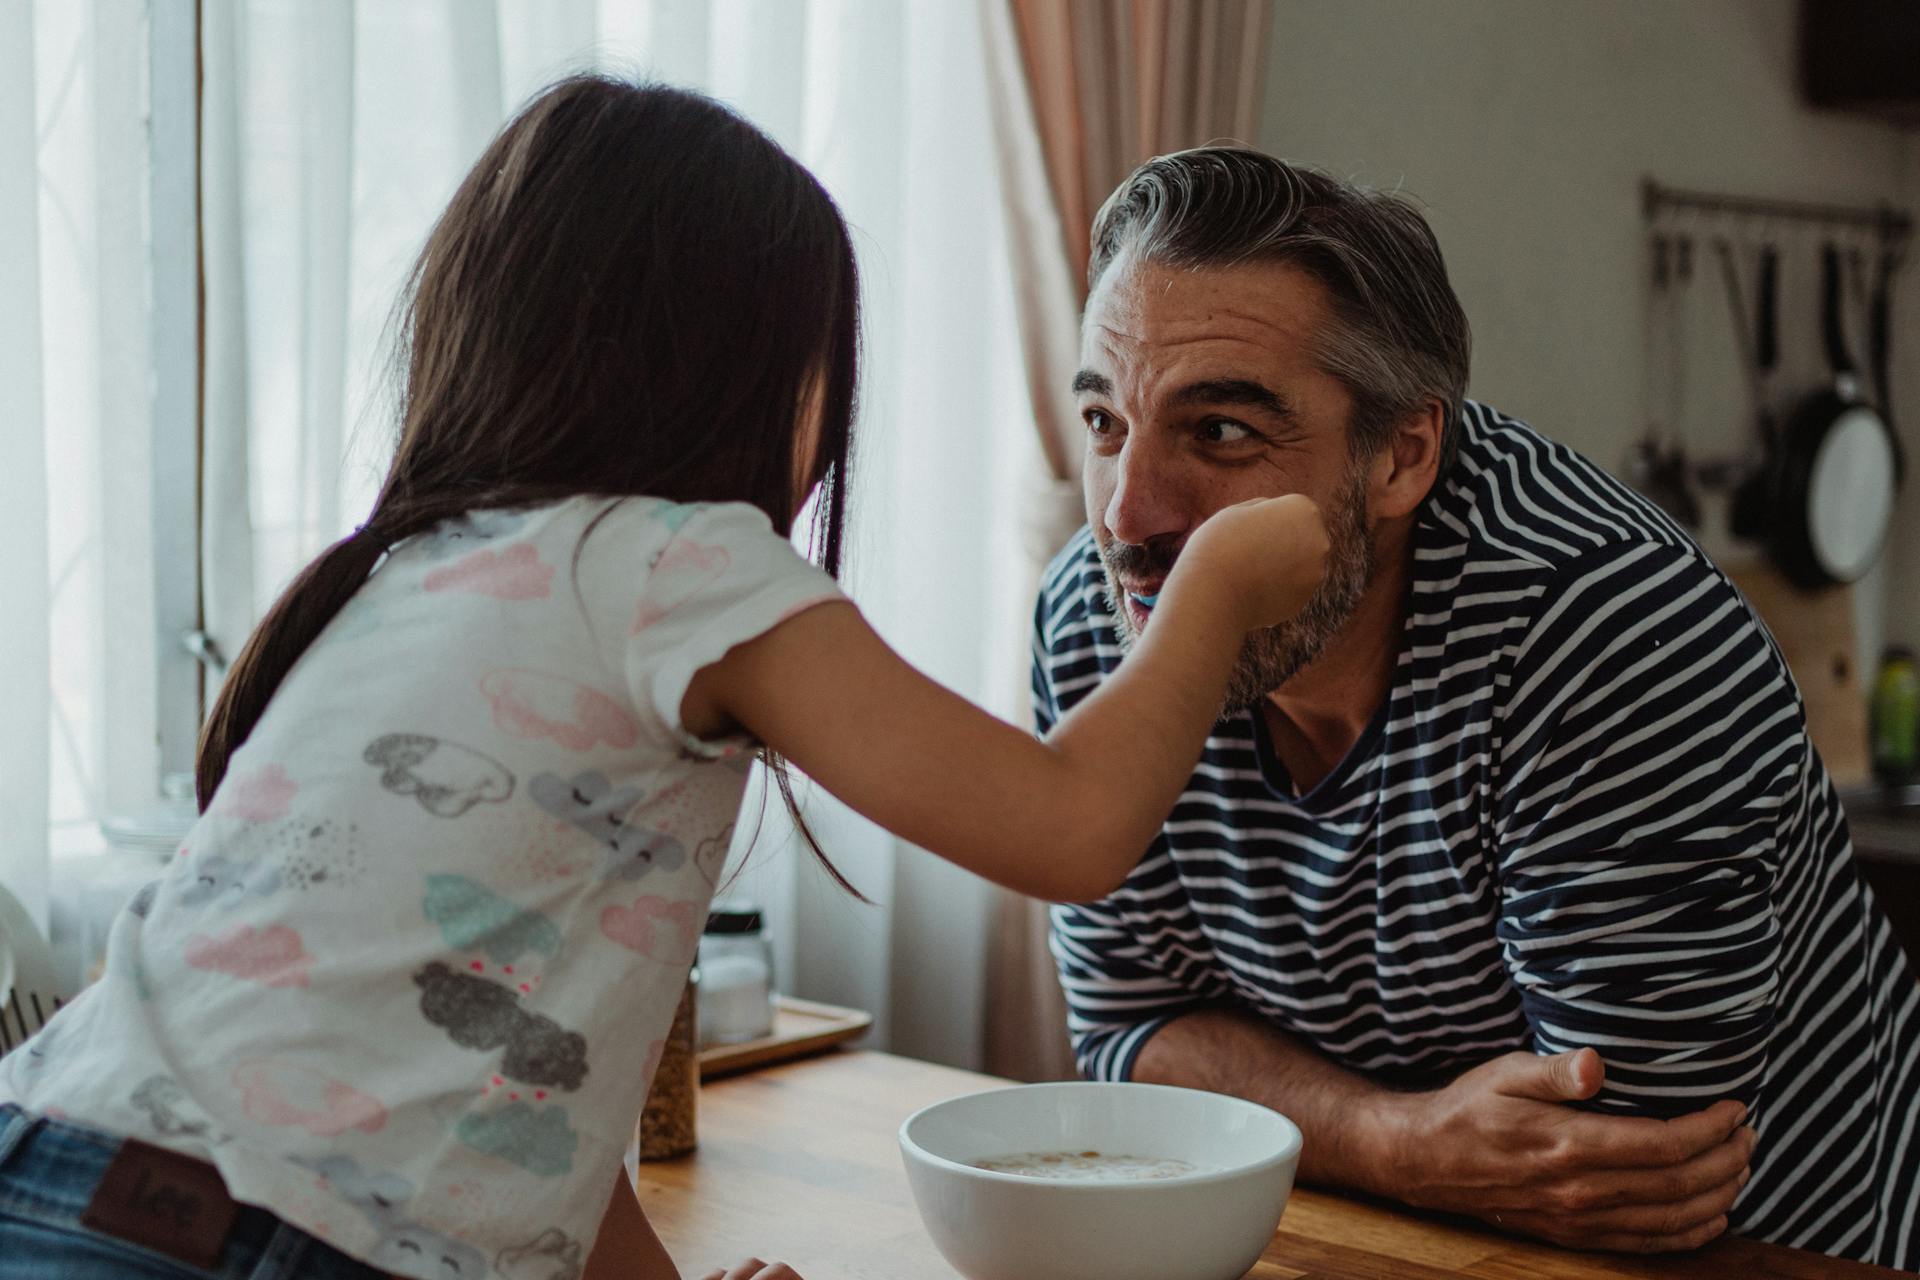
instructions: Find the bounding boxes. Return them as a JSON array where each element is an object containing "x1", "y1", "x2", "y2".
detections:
[{"x1": 80, "y1": 1137, "x2": 238, "y2": 1270}]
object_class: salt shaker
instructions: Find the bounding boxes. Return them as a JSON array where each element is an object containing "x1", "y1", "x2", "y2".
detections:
[
  {"x1": 635, "y1": 968, "x2": 698, "y2": 1161},
  {"x1": 697, "y1": 904, "x2": 776, "y2": 1046}
]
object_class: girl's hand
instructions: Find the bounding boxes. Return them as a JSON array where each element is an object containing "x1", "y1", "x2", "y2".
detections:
[
  {"x1": 1162, "y1": 493, "x2": 1329, "y2": 633},
  {"x1": 699, "y1": 1261, "x2": 803, "y2": 1280}
]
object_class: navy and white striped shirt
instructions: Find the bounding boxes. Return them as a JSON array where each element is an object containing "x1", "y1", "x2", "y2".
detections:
[{"x1": 1036, "y1": 402, "x2": 1920, "y2": 1269}]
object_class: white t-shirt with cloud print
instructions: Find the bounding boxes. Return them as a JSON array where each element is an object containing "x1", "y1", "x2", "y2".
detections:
[{"x1": 0, "y1": 496, "x2": 846, "y2": 1280}]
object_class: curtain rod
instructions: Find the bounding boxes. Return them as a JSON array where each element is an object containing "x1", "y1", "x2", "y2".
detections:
[{"x1": 1642, "y1": 177, "x2": 1912, "y2": 245}]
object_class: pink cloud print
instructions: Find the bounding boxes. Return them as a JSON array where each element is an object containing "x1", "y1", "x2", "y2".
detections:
[
  {"x1": 599, "y1": 895, "x2": 701, "y2": 962},
  {"x1": 424, "y1": 544, "x2": 554, "y2": 600},
  {"x1": 233, "y1": 1059, "x2": 387, "y2": 1136},
  {"x1": 480, "y1": 669, "x2": 638, "y2": 751},
  {"x1": 214, "y1": 764, "x2": 298, "y2": 822},
  {"x1": 632, "y1": 540, "x2": 730, "y2": 632},
  {"x1": 184, "y1": 924, "x2": 313, "y2": 989}
]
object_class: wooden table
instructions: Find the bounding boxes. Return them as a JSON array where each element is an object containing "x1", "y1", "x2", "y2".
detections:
[{"x1": 633, "y1": 1050, "x2": 1900, "y2": 1279}]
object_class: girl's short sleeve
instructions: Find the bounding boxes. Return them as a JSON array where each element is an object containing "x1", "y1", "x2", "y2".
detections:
[{"x1": 582, "y1": 500, "x2": 847, "y2": 757}]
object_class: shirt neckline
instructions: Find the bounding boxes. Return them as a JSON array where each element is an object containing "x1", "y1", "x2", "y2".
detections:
[{"x1": 1245, "y1": 688, "x2": 1394, "y2": 813}]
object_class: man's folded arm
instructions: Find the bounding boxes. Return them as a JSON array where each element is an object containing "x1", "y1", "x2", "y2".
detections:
[{"x1": 1495, "y1": 542, "x2": 1792, "y2": 1120}]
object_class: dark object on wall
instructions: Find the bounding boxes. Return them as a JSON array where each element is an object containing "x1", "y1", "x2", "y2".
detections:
[
  {"x1": 1769, "y1": 244, "x2": 1902, "y2": 586},
  {"x1": 1728, "y1": 242, "x2": 1784, "y2": 542},
  {"x1": 1801, "y1": 0, "x2": 1920, "y2": 125},
  {"x1": 1731, "y1": 242, "x2": 1901, "y2": 587}
]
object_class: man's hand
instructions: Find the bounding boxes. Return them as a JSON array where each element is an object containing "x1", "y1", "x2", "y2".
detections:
[{"x1": 1384, "y1": 1047, "x2": 1755, "y2": 1253}]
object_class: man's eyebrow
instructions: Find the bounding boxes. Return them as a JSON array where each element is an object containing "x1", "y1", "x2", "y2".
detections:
[
  {"x1": 1071, "y1": 370, "x2": 1112, "y2": 396},
  {"x1": 1172, "y1": 378, "x2": 1298, "y2": 419}
]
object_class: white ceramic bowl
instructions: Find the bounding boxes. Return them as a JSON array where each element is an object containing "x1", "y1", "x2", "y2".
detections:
[{"x1": 898, "y1": 1082, "x2": 1301, "y2": 1280}]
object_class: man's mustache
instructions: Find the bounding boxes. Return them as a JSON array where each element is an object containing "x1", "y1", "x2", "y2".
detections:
[{"x1": 1101, "y1": 539, "x2": 1180, "y2": 581}]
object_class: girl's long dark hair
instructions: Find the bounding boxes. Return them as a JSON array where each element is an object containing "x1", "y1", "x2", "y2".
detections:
[{"x1": 197, "y1": 77, "x2": 864, "y2": 894}]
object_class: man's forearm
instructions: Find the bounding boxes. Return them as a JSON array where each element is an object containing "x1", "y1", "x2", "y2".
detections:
[
  {"x1": 1128, "y1": 1007, "x2": 1406, "y2": 1195},
  {"x1": 1130, "y1": 1008, "x2": 1754, "y2": 1255}
]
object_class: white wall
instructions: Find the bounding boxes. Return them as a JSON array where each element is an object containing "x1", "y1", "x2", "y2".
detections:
[
  {"x1": 1887, "y1": 132, "x2": 1920, "y2": 645},
  {"x1": 1257, "y1": 0, "x2": 1917, "y2": 650}
]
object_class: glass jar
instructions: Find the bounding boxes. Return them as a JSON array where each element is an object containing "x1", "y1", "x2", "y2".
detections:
[
  {"x1": 697, "y1": 904, "x2": 776, "y2": 1046},
  {"x1": 635, "y1": 968, "x2": 698, "y2": 1161},
  {"x1": 1871, "y1": 648, "x2": 1920, "y2": 784}
]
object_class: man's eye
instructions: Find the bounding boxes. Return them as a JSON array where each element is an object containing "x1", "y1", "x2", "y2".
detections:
[
  {"x1": 1199, "y1": 419, "x2": 1255, "y2": 445},
  {"x1": 1086, "y1": 410, "x2": 1115, "y2": 436}
]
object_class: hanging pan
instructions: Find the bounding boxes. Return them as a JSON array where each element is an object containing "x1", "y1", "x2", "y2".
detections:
[{"x1": 1758, "y1": 242, "x2": 1901, "y2": 588}]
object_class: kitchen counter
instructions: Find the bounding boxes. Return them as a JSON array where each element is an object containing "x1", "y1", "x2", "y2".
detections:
[
  {"x1": 1838, "y1": 786, "x2": 1920, "y2": 974},
  {"x1": 633, "y1": 1049, "x2": 1902, "y2": 1279},
  {"x1": 1844, "y1": 786, "x2": 1920, "y2": 866}
]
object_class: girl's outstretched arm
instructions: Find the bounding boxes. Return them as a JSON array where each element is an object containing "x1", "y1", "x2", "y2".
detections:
[{"x1": 684, "y1": 495, "x2": 1327, "y2": 902}]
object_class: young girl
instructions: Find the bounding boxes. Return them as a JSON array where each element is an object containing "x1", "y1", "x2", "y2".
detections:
[{"x1": 0, "y1": 78, "x2": 1325, "y2": 1280}]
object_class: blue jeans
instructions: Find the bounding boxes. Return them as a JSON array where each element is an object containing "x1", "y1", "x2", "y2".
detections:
[{"x1": 0, "y1": 1105, "x2": 388, "y2": 1279}]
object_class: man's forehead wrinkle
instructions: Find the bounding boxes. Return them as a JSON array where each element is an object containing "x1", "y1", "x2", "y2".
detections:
[
  {"x1": 1092, "y1": 319, "x2": 1145, "y2": 344},
  {"x1": 1102, "y1": 297, "x2": 1305, "y2": 349}
]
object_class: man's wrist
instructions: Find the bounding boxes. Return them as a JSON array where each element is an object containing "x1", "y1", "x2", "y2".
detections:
[{"x1": 1346, "y1": 1088, "x2": 1424, "y2": 1200}]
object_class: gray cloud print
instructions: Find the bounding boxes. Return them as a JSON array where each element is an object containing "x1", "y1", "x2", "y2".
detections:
[
  {"x1": 529, "y1": 771, "x2": 685, "y2": 882},
  {"x1": 365, "y1": 733, "x2": 515, "y2": 818},
  {"x1": 176, "y1": 853, "x2": 282, "y2": 909},
  {"x1": 413, "y1": 962, "x2": 587, "y2": 1091}
]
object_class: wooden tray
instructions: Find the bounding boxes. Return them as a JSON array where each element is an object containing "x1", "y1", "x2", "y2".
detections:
[{"x1": 698, "y1": 997, "x2": 872, "y2": 1081}]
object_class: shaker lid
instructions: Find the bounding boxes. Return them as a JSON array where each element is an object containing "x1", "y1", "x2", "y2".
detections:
[{"x1": 705, "y1": 903, "x2": 765, "y2": 935}]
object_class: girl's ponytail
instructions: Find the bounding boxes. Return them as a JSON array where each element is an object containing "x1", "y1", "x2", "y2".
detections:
[{"x1": 194, "y1": 526, "x2": 390, "y2": 809}]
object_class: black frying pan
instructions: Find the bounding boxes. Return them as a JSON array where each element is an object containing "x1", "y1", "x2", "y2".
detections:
[{"x1": 1759, "y1": 243, "x2": 1900, "y2": 588}]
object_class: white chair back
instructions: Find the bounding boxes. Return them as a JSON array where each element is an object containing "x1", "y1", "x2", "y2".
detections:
[{"x1": 0, "y1": 883, "x2": 69, "y2": 1056}]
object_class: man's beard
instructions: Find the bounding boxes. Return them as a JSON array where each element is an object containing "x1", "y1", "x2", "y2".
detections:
[{"x1": 1099, "y1": 466, "x2": 1375, "y2": 715}]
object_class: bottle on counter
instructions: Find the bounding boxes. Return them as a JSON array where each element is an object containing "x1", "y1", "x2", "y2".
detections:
[
  {"x1": 697, "y1": 904, "x2": 776, "y2": 1046},
  {"x1": 635, "y1": 967, "x2": 699, "y2": 1161},
  {"x1": 1871, "y1": 648, "x2": 1920, "y2": 785}
]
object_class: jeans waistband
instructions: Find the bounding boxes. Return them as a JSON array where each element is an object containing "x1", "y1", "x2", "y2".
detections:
[
  {"x1": 0, "y1": 1103, "x2": 173, "y2": 1225},
  {"x1": 0, "y1": 1105, "x2": 409, "y2": 1280},
  {"x1": 0, "y1": 1103, "x2": 35, "y2": 1170}
]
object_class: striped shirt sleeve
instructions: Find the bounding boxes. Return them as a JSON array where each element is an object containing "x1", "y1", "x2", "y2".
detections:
[
  {"x1": 1494, "y1": 541, "x2": 1792, "y2": 1119},
  {"x1": 1049, "y1": 898, "x2": 1196, "y2": 1081}
]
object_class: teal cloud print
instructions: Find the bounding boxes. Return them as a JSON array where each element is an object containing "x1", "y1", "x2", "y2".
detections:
[
  {"x1": 457, "y1": 1102, "x2": 577, "y2": 1176},
  {"x1": 423, "y1": 875, "x2": 560, "y2": 965}
]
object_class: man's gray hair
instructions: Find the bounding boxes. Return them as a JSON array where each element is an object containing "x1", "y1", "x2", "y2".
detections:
[{"x1": 1089, "y1": 147, "x2": 1471, "y2": 475}]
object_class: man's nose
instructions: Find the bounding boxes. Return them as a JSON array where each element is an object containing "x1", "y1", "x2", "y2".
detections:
[{"x1": 1100, "y1": 436, "x2": 1188, "y2": 548}]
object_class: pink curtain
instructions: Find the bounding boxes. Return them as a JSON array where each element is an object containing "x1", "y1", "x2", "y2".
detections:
[
  {"x1": 979, "y1": 0, "x2": 1270, "y2": 1082},
  {"x1": 985, "y1": 0, "x2": 1270, "y2": 489}
]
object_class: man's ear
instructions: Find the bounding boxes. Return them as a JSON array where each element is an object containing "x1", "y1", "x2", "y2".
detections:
[{"x1": 1367, "y1": 398, "x2": 1445, "y2": 521}]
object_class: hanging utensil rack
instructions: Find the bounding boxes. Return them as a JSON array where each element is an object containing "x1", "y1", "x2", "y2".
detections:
[
  {"x1": 1642, "y1": 178, "x2": 1912, "y2": 248},
  {"x1": 1637, "y1": 179, "x2": 1911, "y2": 498}
]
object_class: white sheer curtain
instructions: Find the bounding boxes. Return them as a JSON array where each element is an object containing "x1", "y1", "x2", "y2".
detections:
[
  {"x1": 0, "y1": 0, "x2": 51, "y2": 929},
  {"x1": 201, "y1": 0, "x2": 1036, "y2": 1068},
  {"x1": 4, "y1": 1, "x2": 178, "y2": 931}
]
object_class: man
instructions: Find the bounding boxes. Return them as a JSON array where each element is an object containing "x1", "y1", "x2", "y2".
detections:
[{"x1": 1036, "y1": 147, "x2": 1920, "y2": 1269}]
